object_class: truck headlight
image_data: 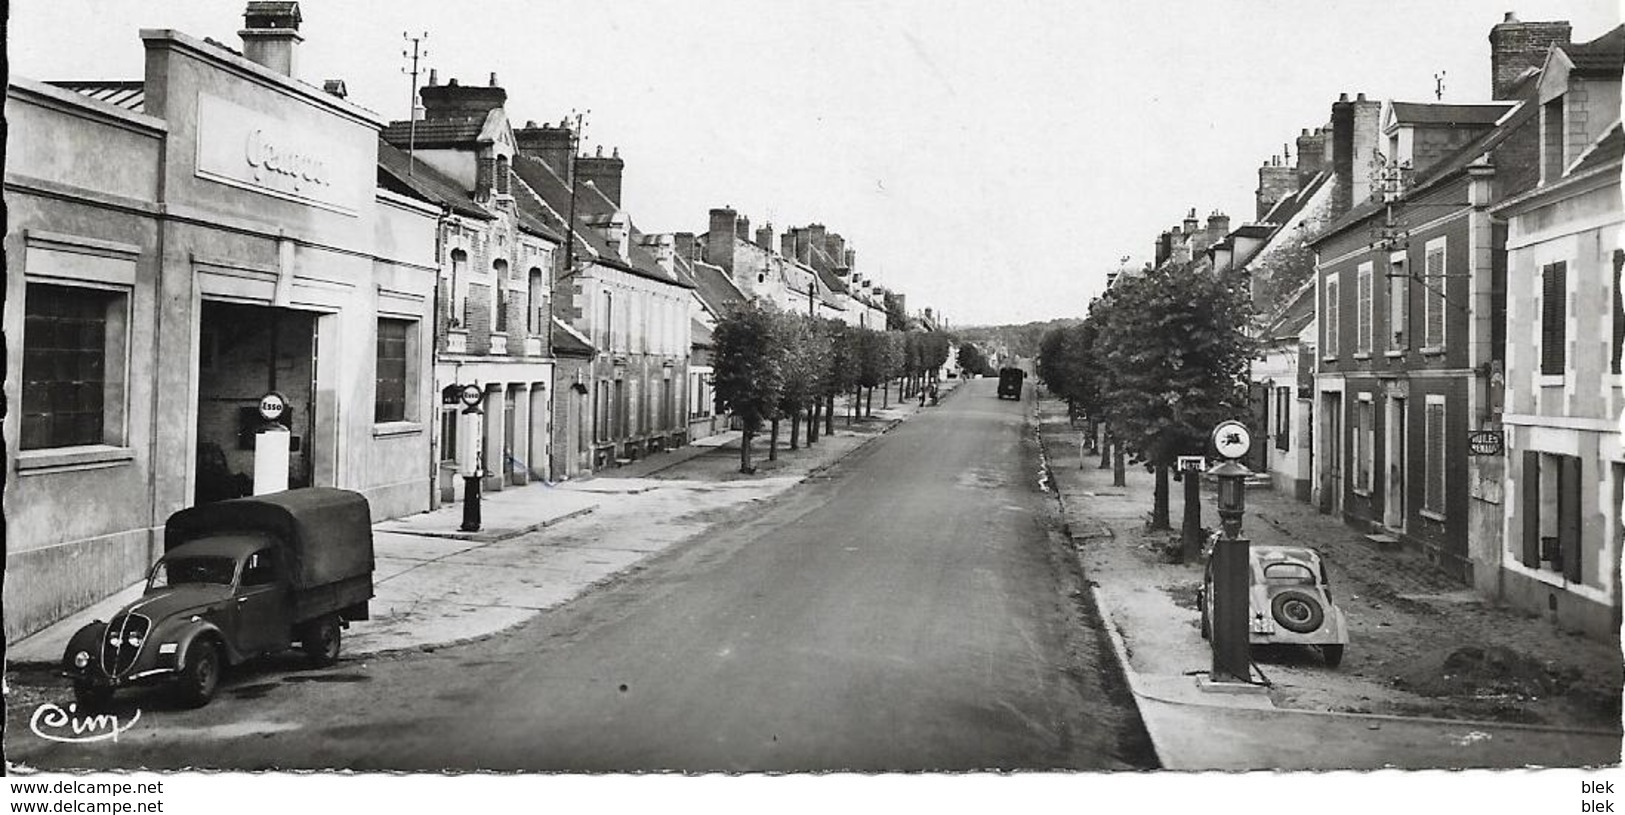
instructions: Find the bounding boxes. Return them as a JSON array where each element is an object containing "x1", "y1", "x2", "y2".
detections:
[
  {"x1": 157, "y1": 643, "x2": 178, "y2": 655},
  {"x1": 73, "y1": 651, "x2": 91, "y2": 669},
  {"x1": 126, "y1": 632, "x2": 144, "y2": 648}
]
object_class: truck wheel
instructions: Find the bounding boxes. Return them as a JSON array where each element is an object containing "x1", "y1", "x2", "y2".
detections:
[
  {"x1": 178, "y1": 643, "x2": 221, "y2": 708},
  {"x1": 301, "y1": 616, "x2": 341, "y2": 666},
  {"x1": 74, "y1": 683, "x2": 113, "y2": 711}
]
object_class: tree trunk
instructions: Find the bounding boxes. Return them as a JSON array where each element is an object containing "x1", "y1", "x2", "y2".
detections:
[
  {"x1": 1150, "y1": 463, "x2": 1172, "y2": 530},
  {"x1": 769, "y1": 419, "x2": 780, "y2": 461},
  {"x1": 1181, "y1": 467, "x2": 1203, "y2": 562},
  {"x1": 739, "y1": 429, "x2": 754, "y2": 473},
  {"x1": 1099, "y1": 427, "x2": 1112, "y2": 470},
  {"x1": 1112, "y1": 442, "x2": 1126, "y2": 486},
  {"x1": 806, "y1": 403, "x2": 818, "y2": 444},
  {"x1": 866, "y1": 388, "x2": 874, "y2": 417},
  {"x1": 882, "y1": 380, "x2": 890, "y2": 408},
  {"x1": 789, "y1": 412, "x2": 800, "y2": 450},
  {"x1": 827, "y1": 392, "x2": 837, "y2": 434}
]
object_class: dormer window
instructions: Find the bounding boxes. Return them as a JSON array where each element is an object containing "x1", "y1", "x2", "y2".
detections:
[
  {"x1": 1542, "y1": 95, "x2": 1566, "y2": 183},
  {"x1": 495, "y1": 155, "x2": 511, "y2": 196}
]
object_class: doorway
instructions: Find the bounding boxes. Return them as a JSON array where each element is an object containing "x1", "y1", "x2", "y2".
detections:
[
  {"x1": 195, "y1": 301, "x2": 316, "y2": 504},
  {"x1": 1384, "y1": 397, "x2": 1407, "y2": 530},
  {"x1": 1320, "y1": 391, "x2": 1343, "y2": 514}
]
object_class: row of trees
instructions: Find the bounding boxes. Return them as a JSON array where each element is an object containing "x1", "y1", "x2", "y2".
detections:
[
  {"x1": 1037, "y1": 261, "x2": 1256, "y2": 555},
  {"x1": 712, "y1": 303, "x2": 956, "y2": 472}
]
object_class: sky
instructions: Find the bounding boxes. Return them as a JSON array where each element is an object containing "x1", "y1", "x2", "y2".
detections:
[{"x1": 8, "y1": 0, "x2": 1621, "y2": 327}]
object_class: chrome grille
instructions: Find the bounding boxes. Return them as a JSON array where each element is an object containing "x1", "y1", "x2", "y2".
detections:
[{"x1": 99, "y1": 614, "x2": 151, "y2": 677}]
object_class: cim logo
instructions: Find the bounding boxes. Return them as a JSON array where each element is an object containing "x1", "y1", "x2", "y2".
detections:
[
  {"x1": 244, "y1": 127, "x2": 331, "y2": 191},
  {"x1": 30, "y1": 702, "x2": 141, "y2": 744}
]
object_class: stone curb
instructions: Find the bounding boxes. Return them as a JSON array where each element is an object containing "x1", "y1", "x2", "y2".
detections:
[{"x1": 376, "y1": 504, "x2": 600, "y2": 544}]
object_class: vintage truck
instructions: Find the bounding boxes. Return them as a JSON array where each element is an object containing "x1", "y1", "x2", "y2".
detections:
[
  {"x1": 62, "y1": 488, "x2": 375, "y2": 708},
  {"x1": 997, "y1": 367, "x2": 1026, "y2": 400}
]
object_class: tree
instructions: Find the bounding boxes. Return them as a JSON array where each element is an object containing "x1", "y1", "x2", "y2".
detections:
[
  {"x1": 775, "y1": 312, "x2": 829, "y2": 452},
  {"x1": 1088, "y1": 261, "x2": 1257, "y2": 532},
  {"x1": 712, "y1": 302, "x2": 787, "y2": 473},
  {"x1": 823, "y1": 319, "x2": 861, "y2": 431}
]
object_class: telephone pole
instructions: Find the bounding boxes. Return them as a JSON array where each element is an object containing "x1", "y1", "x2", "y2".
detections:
[{"x1": 401, "y1": 32, "x2": 430, "y2": 177}]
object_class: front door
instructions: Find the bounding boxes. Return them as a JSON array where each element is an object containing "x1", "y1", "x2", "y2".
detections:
[
  {"x1": 235, "y1": 547, "x2": 291, "y2": 656},
  {"x1": 1321, "y1": 392, "x2": 1343, "y2": 514},
  {"x1": 1385, "y1": 397, "x2": 1406, "y2": 530}
]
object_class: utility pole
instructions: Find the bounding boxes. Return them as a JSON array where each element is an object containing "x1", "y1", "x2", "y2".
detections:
[
  {"x1": 559, "y1": 109, "x2": 590, "y2": 283},
  {"x1": 401, "y1": 32, "x2": 429, "y2": 177},
  {"x1": 1434, "y1": 70, "x2": 1447, "y2": 101}
]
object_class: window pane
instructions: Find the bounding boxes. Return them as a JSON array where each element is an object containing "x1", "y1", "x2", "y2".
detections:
[
  {"x1": 375, "y1": 319, "x2": 411, "y2": 423},
  {"x1": 21, "y1": 284, "x2": 112, "y2": 449}
]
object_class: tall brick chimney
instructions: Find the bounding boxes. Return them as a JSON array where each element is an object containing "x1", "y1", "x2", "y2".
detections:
[
  {"x1": 1257, "y1": 157, "x2": 1297, "y2": 220},
  {"x1": 514, "y1": 120, "x2": 574, "y2": 176},
  {"x1": 576, "y1": 146, "x2": 624, "y2": 208},
  {"x1": 755, "y1": 223, "x2": 775, "y2": 251},
  {"x1": 1331, "y1": 92, "x2": 1383, "y2": 215},
  {"x1": 1296, "y1": 127, "x2": 1327, "y2": 186},
  {"x1": 1490, "y1": 13, "x2": 1572, "y2": 100},
  {"x1": 419, "y1": 76, "x2": 507, "y2": 122},
  {"x1": 674, "y1": 232, "x2": 698, "y2": 266},
  {"x1": 1206, "y1": 211, "x2": 1231, "y2": 240},
  {"x1": 780, "y1": 231, "x2": 798, "y2": 263},
  {"x1": 735, "y1": 215, "x2": 751, "y2": 241},
  {"x1": 806, "y1": 224, "x2": 828, "y2": 269},
  {"x1": 707, "y1": 207, "x2": 738, "y2": 274},
  {"x1": 843, "y1": 248, "x2": 857, "y2": 275},
  {"x1": 239, "y1": 2, "x2": 303, "y2": 77}
]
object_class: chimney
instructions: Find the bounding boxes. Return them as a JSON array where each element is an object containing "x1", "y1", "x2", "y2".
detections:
[
  {"x1": 780, "y1": 231, "x2": 798, "y2": 262},
  {"x1": 1183, "y1": 208, "x2": 1199, "y2": 237},
  {"x1": 322, "y1": 79, "x2": 347, "y2": 99},
  {"x1": 1331, "y1": 92, "x2": 1383, "y2": 215},
  {"x1": 514, "y1": 121, "x2": 575, "y2": 176},
  {"x1": 1257, "y1": 159, "x2": 1297, "y2": 220},
  {"x1": 826, "y1": 233, "x2": 847, "y2": 269},
  {"x1": 707, "y1": 207, "x2": 738, "y2": 274},
  {"x1": 674, "y1": 232, "x2": 698, "y2": 266},
  {"x1": 576, "y1": 146, "x2": 625, "y2": 208},
  {"x1": 736, "y1": 214, "x2": 751, "y2": 241},
  {"x1": 644, "y1": 234, "x2": 676, "y2": 275},
  {"x1": 1206, "y1": 210, "x2": 1231, "y2": 239},
  {"x1": 806, "y1": 224, "x2": 828, "y2": 269},
  {"x1": 1296, "y1": 127, "x2": 1327, "y2": 185},
  {"x1": 843, "y1": 248, "x2": 856, "y2": 273},
  {"x1": 1490, "y1": 13, "x2": 1571, "y2": 100},
  {"x1": 419, "y1": 75, "x2": 507, "y2": 121},
  {"x1": 239, "y1": 2, "x2": 303, "y2": 77},
  {"x1": 1156, "y1": 231, "x2": 1172, "y2": 266},
  {"x1": 755, "y1": 222, "x2": 775, "y2": 252}
]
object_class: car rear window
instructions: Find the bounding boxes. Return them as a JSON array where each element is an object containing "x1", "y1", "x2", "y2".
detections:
[{"x1": 1262, "y1": 562, "x2": 1316, "y2": 585}]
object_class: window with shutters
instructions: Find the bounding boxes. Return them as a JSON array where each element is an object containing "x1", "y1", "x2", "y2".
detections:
[
  {"x1": 1355, "y1": 262, "x2": 1373, "y2": 355},
  {"x1": 493, "y1": 260, "x2": 510, "y2": 334},
  {"x1": 1424, "y1": 240, "x2": 1446, "y2": 349},
  {"x1": 1423, "y1": 398, "x2": 1446, "y2": 518},
  {"x1": 1388, "y1": 257, "x2": 1409, "y2": 351},
  {"x1": 1324, "y1": 273, "x2": 1340, "y2": 358},
  {"x1": 1541, "y1": 260, "x2": 1567, "y2": 376}
]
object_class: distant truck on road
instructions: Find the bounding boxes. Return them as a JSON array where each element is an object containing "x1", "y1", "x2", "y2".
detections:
[{"x1": 997, "y1": 367, "x2": 1026, "y2": 400}]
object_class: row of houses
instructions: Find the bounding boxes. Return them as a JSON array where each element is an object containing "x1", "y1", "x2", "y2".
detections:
[
  {"x1": 3, "y1": 2, "x2": 940, "y2": 641},
  {"x1": 1132, "y1": 13, "x2": 1622, "y2": 641}
]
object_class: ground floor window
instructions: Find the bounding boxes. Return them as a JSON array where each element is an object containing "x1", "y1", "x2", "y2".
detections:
[
  {"x1": 375, "y1": 318, "x2": 416, "y2": 423},
  {"x1": 1353, "y1": 393, "x2": 1373, "y2": 495},
  {"x1": 21, "y1": 282, "x2": 129, "y2": 450},
  {"x1": 1520, "y1": 451, "x2": 1584, "y2": 583},
  {"x1": 1423, "y1": 398, "x2": 1446, "y2": 517},
  {"x1": 1274, "y1": 386, "x2": 1290, "y2": 452}
]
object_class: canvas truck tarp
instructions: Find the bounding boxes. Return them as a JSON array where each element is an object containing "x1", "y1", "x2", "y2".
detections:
[{"x1": 164, "y1": 488, "x2": 376, "y2": 591}]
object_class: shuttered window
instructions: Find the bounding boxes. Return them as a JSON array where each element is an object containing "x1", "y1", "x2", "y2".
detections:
[
  {"x1": 1389, "y1": 259, "x2": 1409, "y2": 350},
  {"x1": 1325, "y1": 275, "x2": 1340, "y2": 357},
  {"x1": 1424, "y1": 400, "x2": 1446, "y2": 516},
  {"x1": 1357, "y1": 263, "x2": 1373, "y2": 354},
  {"x1": 1274, "y1": 387, "x2": 1291, "y2": 451},
  {"x1": 1424, "y1": 244, "x2": 1446, "y2": 348},
  {"x1": 1541, "y1": 260, "x2": 1567, "y2": 375}
]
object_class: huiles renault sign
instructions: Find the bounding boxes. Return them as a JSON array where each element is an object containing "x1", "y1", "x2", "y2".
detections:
[{"x1": 194, "y1": 92, "x2": 362, "y2": 215}]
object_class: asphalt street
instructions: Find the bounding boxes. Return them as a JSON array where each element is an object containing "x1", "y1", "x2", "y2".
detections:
[{"x1": 8, "y1": 379, "x2": 1154, "y2": 772}]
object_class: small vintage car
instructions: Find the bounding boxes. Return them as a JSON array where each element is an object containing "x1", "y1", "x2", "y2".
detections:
[
  {"x1": 62, "y1": 488, "x2": 375, "y2": 708},
  {"x1": 1198, "y1": 542, "x2": 1349, "y2": 667}
]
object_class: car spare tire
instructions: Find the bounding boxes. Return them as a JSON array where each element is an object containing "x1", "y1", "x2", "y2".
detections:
[{"x1": 1270, "y1": 590, "x2": 1325, "y2": 634}]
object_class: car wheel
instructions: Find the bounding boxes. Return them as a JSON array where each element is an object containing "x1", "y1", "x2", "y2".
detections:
[
  {"x1": 178, "y1": 642, "x2": 221, "y2": 708},
  {"x1": 1271, "y1": 590, "x2": 1325, "y2": 634},
  {"x1": 1321, "y1": 644, "x2": 1345, "y2": 668},
  {"x1": 301, "y1": 615, "x2": 341, "y2": 666},
  {"x1": 73, "y1": 683, "x2": 113, "y2": 711}
]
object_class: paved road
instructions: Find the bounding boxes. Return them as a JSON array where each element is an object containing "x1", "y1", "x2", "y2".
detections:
[{"x1": 8, "y1": 378, "x2": 1154, "y2": 772}]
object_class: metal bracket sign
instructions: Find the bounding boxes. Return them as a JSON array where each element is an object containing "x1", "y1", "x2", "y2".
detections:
[
  {"x1": 1177, "y1": 455, "x2": 1207, "y2": 472},
  {"x1": 1468, "y1": 430, "x2": 1504, "y2": 456}
]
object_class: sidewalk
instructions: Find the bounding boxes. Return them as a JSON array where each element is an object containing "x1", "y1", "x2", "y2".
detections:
[
  {"x1": 1034, "y1": 396, "x2": 1623, "y2": 769},
  {"x1": 7, "y1": 384, "x2": 947, "y2": 667}
]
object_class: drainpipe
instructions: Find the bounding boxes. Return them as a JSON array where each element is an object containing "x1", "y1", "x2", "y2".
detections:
[{"x1": 429, "y1": 204, "x2": 450, "y2": 508}]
